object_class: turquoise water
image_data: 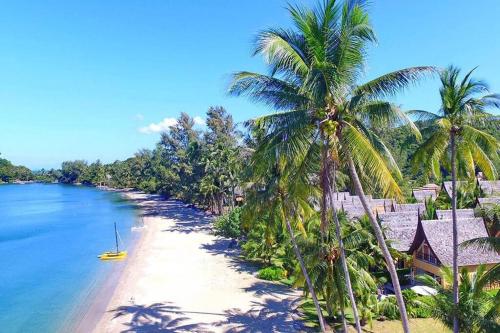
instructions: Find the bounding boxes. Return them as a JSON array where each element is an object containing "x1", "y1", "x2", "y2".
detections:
[{"x1": 0, "y1": 184, "x2": 138, "y2": 332}]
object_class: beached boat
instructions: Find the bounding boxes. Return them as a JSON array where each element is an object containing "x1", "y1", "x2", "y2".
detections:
[{"x1": 98, "y1": 222, "x2": 127, "y2": 261}]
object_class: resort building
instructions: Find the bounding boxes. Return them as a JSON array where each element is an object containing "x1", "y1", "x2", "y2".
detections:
[{"x1": 408, "y1": 217, "x2": 500, "y2": 288}]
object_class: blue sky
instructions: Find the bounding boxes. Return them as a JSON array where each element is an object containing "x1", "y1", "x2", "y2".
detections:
[{"x1": 1, "y1": 0, "x2": 499, "y2": 169}]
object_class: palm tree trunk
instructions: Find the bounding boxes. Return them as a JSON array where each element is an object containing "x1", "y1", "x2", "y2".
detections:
[
  {"x1": 283, "y1": 208, "x2": 327, "y2": 333},
  {"x1": 231, "y1": 185, "x2": 235, "y2": 210},
  {"x1": 347, "y1": 155, "x2": 410, "y2": 333},
  {"x1": 450, "y1": 130, "x2": 459, "y2": 333},
  {"x1": 332, "y1": 262, "x2": 349, "y2": 333},
  {"x1": 331, "y1": 163, "x2": 362, "y2": 333}
]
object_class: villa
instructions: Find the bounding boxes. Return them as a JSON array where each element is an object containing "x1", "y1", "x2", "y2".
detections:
[{"x1": 407, "y1": 217, "x2": 500, "y2": 288}]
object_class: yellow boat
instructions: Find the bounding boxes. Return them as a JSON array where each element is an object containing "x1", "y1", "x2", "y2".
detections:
[
  {"x1": 99, "y1": 222, "x2": 127, "y2": 261},
  {"x1": 98, "y1": 251, "x2": 127, "y2": 260}
]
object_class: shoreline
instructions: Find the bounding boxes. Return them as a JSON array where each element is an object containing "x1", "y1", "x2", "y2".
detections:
[{"x1": 67, "y1": 190, "x2": 153, "y2": 333}]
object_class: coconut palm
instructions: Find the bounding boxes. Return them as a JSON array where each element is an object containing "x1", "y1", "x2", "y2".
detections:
[
  {"x1": 244, "y1": 144, "x2": 328, "y2": 331},
  {"x1": 419, "y1": 266, "x2": 500, "y2": 333},
  {"x1": 411, "y1": 66, "x2": 500, "y2": 333},
  {"x1": 229, "y1": 1, "x2": 434, "y2": 331}
]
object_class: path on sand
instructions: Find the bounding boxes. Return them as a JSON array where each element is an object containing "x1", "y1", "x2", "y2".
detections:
[{"x1": 92, "y1": 195, "x2": 308, "y2": 332}]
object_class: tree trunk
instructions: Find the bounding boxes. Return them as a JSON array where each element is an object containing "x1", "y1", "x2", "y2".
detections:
[
  {"x1": 347, "y1": 155, "x2": 410, "y2": 333},
  {"x1": 331, "y1": 163, "x2": 362, "y2": 333},
  {"x1": 283, "y1": 208, "x2": 327, "y2": 333},
  {"x1": 217, "y1": 192, "x2": 223, "y2": 215},
  {"x1": 231, "y1": 185, "x2": 235, "y2": 210},
  {"x1": 320, "y1": 141, "x2": 330, "y2": 238},
  {"x1": 450, "y1": 130, "x2": 459, "y2": 333}
]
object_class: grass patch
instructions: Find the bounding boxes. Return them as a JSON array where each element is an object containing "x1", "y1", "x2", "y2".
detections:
[{"x1": 298, "y1": 297, "x2": 450, "y2": 333}]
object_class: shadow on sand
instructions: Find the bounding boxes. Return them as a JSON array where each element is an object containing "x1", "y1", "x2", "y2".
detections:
[
  {"x1": 110, "y1": 296, "x2": 308, "y2": 333},
  {"x1": 111, "y1": 196, "x2": 310, "y2": 332}
]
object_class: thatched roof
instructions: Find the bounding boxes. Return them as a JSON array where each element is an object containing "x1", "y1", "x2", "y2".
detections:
[
  {"x1": 333, "y1": 192, "x2": 350, "y2": 200},
  {"x1": 412, "y1": 189, "x2": 437, "y2": 202},
  {"x1": 340, "y1": 203, "x2": 366, "y2": 219},
  {"x1": 409, "y1": 218, "x2": 500, "y2": 267},
  {"x1": 393, "y1": 203, "x2": 425, "y2": 216},
  {"x1": 422, "y1": 183, "x2": 441, "y2": 192},
  {"x1": 378, "y1": 211, "x2": 419, "y2": 252},
  {"x1": 477, "y1": 197, "x2": 500, "y2": 207},
  {"x1": 442, "y1": 181, "x2": 468, "y2": 198},
  {"x1": 436, "y1": 209, "x2": 475, "y2": 220},
  {"x1": 478, "y1": 180, "x2": 500, "y2": 196}
]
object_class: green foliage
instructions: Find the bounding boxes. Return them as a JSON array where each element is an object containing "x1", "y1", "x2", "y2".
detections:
[
  {"x1": 257, "y1": 266, "x2": 287, "y2": 281},
  {"x1": 419, "y1": 266, "x2": 500, "y2": 332},
  {"x1": 213, "y1": 207, "x2": 242, "y2": 239},
  {"x1": 378, "y1": 296, "x2": 400, "y2": 320},
  {"x1": 0, "y1": 157, "x2": 34, "y2": 182},
  {"x1": 47, "y1": 109, "x2": 245, "y2": 214}
]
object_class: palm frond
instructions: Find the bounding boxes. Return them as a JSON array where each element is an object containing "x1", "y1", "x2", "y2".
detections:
[
  {"x1": 354, "y1": 66, "x2": 437, "y2": 99},
  {"x1": 341, "y1": 122, "x2": 402, "y2": 198},
  {"x1": 357, "y1": 101, "x2": 422, "y2": 140},
  {"x1": 228, "y1": 71, "x2": 307, "y2": 110}
]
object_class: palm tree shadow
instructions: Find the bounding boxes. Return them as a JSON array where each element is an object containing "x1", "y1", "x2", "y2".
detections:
[
  {"x1": 110, "y1": 302, "x2": 209, "y2": 332},
  {"x1": 199, "y1": 238, "x2": 260, "y2": 275},
  {"x1": 213, "y1": 298, "x2": 310, "y2": 333}
]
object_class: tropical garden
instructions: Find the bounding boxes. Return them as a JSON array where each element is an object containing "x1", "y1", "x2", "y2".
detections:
[{"x1": 1, "y1": 1, "x2": 500, "y2": 332}]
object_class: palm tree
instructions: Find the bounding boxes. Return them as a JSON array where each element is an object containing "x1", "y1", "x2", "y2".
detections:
[
  {"x1": 244, "y1": 148, "x2": 328, "y2": 332},
  {"x1": 419, "y1": 266, "x2": 500, "y2": 333},
  {"x1": 411, "y1": 66, "x2": 500, "y2": 333},
  {"x1": 229, "y1": 1, "x2": 434, "y2": 331}
]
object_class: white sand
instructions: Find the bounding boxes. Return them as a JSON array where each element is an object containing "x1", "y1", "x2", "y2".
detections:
[{"x1": 91, "y1": 193, "x2": 307, "y2": 332}]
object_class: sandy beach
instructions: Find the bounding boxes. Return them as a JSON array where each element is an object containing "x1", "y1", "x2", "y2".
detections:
[{"x1": 84, "y1": 192, "x2": 307, "y2": 332}]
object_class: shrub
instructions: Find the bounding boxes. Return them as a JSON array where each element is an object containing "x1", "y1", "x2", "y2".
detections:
[
  {"x1": 257, "y1": 266, "x2": 287, "y2": 281},
  {"x1": 378, "y1": 296, "x2": 399, "y2": 320},
  {"x1": 213, "y1": 207, "x2": 242, "y2": 238},
  {"x1": 139, "y1": 179, "x2": 157, "y2": 193}
]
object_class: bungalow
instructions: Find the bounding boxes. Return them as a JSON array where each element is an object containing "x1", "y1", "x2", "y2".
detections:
[{"x1": 408, "y1": 217, "x2": 500, "y2": 287}]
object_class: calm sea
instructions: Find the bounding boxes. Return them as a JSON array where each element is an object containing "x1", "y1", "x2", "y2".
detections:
[{"x1": 0, "y1": 184, "x2": 138, "y2": 332}]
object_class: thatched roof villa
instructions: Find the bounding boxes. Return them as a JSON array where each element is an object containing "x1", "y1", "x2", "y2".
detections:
[{"x1": 407, "y1": 217, "x2": 500, "y2": 287}]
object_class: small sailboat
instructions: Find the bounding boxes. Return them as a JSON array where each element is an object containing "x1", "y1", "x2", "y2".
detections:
[{"x1": 98, "y1": 222, "x2": 127, "y2": 260}]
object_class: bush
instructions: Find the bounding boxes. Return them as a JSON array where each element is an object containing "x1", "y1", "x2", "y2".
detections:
[
  {"x1": 213, "y1": 207, "x2": 242, "y2": 238},
  {"x1": 139, "y1": 179, "x2": 157, "y2": 193},
  {"x1": 378, "y1": 296, "x2": 400, "y2": 320},
  {"x1": 257, "y1": 266, "x2": 287, "y2": 281}
]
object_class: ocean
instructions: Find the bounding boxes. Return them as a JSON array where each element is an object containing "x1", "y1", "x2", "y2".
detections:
[{"x1": 0, "y1": 184, "x2": 138, "y2": 332}]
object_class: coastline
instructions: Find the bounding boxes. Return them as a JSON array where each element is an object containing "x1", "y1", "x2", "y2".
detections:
[{"x1": 66, "y1": 190, "x2": 153, "y2": 333}]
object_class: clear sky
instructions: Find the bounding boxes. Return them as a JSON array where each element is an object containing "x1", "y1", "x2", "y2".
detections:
[{"x1": 1, "y1": 0, "x2": 499, "y2": 169}]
